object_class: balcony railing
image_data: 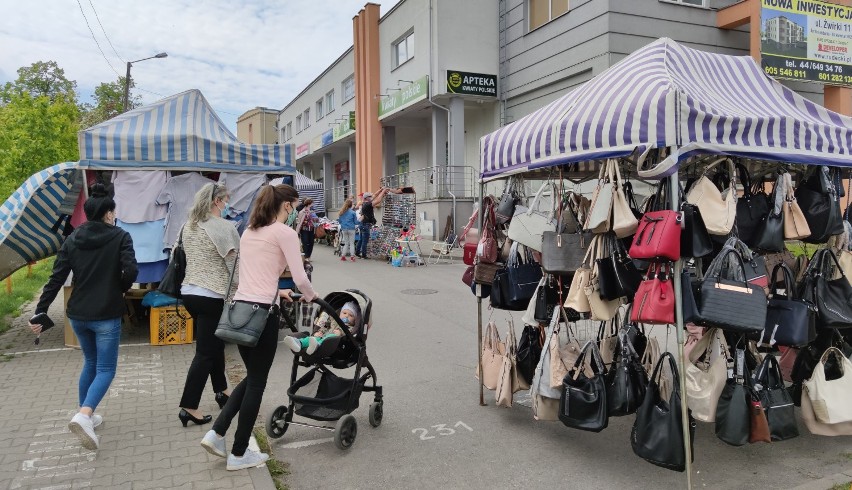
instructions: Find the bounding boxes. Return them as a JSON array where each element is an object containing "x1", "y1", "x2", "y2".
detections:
[
  {"x1": 328, "y1": 183, "x2": 356, "y2": 213},
  {"x1": 380, "y1": 165, "x2": 476, "y2": 200}
]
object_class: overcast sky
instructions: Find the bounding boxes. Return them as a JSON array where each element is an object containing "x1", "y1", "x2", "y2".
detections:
[{"x1": 0, "y1": 0, "x2": 401, "y2": 131}]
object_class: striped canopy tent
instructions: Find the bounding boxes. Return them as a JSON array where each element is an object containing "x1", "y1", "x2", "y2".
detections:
[
  {"x1": 79, "y1": 89, "x2": 294, "y2": 173},
  {"x1": 271, "y1": 171, "x2": 325, "y2": 214},
  {"x1": 480, "y1": 37, "x2": 852, "y2": 181},
  {"x1": 0, "y1": 162, "x2": 79, "y2": 280}
]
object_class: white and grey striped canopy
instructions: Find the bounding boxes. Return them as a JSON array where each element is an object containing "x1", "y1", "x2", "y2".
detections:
[
  {"x1": 480, "y1": 37, "x2": 852, "y2": 181},
  {"x1": 78, "y1": 89, "x2": 294, "y2": 173}
]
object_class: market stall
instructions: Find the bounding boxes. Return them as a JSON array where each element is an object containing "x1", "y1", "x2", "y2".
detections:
[{"x1": 473, "y1": 38, "x2": 852, "y2": 488}]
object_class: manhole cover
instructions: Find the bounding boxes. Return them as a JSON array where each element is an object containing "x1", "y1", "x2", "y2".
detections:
[{"x1": 400, "y1": 289, "x2": 438, "y2": 295}]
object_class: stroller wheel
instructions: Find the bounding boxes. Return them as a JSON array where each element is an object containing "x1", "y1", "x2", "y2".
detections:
[
  {"x1": 368, "y1": 402, "x2": 383, "y2": 428},
  {"x1": 265, "y1": 405, "x2": 290, "y2": 439},
  {"x1": 334, "y1": 414, "x2": 358, "y2": 450}
]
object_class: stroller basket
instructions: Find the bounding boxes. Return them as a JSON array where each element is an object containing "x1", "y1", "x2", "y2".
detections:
[{"x1": 288, "y1": 367, "x2": 363, "y2": 421}]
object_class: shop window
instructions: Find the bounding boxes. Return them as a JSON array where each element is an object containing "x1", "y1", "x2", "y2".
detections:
[
  {"x1": 303, "y1": 108, "x2": 310, "y2": 128},
  {"x1": 397, "y1": 153, "x2": 410, "y2": 175},
  {"x1": 316, "y1": 98, "x2": 324, "y2": 121},
  {"x1": 392, "y1": 30, "x2": 414, "y2": 70},
  {"x1": 296, "y1": 115, "x2": 302, "y2": 133},
  {"x1": 528, "y1": 0, "x2": 569, "y2": 31},
  {"x1": 342, "y1": 75, "x2": 355, "y2": 102},
  {"x1": 326, "y1": 90, "x2": 335, "y2": 114}
]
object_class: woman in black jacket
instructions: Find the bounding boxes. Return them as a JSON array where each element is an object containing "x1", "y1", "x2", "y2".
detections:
[{"x1": 29, "y1": 183, "x2": 138, "y2": 451}]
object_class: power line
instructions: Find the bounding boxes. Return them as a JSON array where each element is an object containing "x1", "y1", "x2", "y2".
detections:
[
  {"x1": 87, "y1": 0, "x2": 124, "y2": 63},
  {"x1": 75, "y1": 0, "x2": 121, "y2": 78}
]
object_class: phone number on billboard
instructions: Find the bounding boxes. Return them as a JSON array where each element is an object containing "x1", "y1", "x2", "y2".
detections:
[{"x1": 763, "y1": 61, "x2": 852, "y2": 85}]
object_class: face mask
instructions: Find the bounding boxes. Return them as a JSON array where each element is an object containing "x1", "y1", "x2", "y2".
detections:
[
  {"x1": 219, "y1": 202, "x2": 230, "y2": 218},
  {"x1": 285, "y1": 205, "x2": 298, "y2": 226}
]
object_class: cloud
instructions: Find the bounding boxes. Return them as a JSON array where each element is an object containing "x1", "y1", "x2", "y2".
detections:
[{"x1": 0, "y1": 0, "x2": 401, "y2": 129}]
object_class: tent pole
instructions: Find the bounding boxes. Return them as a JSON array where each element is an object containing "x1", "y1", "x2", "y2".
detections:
[
  {"x1": 669, "y1": 173, "x2": 693, "y2": 490},
  {"x1": 478, "y1": 180, "x2": 486, "y2": 406}
]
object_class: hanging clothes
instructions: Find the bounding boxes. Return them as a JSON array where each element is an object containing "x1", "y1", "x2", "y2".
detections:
[
  {"x1": 156, "y1": 172, "x2": 216, "y2": 249},
  {"x1": 218, "y1": 173, "x2": 268, "y2": 217},
  {"x1": 116, "y1": 219, "x2": 169, "y2": 263},
  {"x1": 112, "y1": 171, "x2": 169, "y2": 223}
]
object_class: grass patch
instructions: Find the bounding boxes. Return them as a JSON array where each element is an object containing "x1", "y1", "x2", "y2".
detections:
[
  {"x1": 0, "y1": 354, "x2": 15, "y2": 362},
  {"x1": 0, "y1": 258, "x2": 54, "y2": 335},
  {"x1": 254, "y1": 427, "x2": 290, "y2": 490},
  {"x1": 786, "y1": 242, "x2": 823, "y2": 258},
  {"x1": 828, "y1": 483, "x2": 851, "y2": 490}
]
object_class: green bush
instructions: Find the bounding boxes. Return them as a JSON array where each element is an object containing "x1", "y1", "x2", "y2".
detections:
[{"x1": 0, "y1": 258, "x2": 55, "y2": 335}]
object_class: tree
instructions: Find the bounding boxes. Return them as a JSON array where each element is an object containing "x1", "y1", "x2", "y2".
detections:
[
  {"x1": 80, "y1": 76, "x2": 141, "y2": 128},
  {"x1": 2, "y1": 61, "x2": 77, "y2": 104}
]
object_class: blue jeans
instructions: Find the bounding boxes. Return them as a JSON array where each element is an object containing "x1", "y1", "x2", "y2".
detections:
[
  {"x1": 357, "y1": 223, "x2": 371, "y2": 257},
  {"x1": 70, "y1": 317, "x2": 122, "y2": 410}
]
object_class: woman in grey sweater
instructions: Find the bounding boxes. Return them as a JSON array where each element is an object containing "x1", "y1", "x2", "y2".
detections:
[{"x1": 178, "y1": 183, "x2": 241, "y2": 426}]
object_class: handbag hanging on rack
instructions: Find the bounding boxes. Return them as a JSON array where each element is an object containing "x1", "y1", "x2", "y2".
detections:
[
  {"x1": 476, "y1": 197, "x2": 499, "y2": 264},
  {"x1": 754, "y1": 263, "x2": 816, "y2": 347},
  {"x1": 585, "y1": 161, "x2": 615, "y2": 234},
  {"x1": 496, "y1": 320, "x2": 527, "y2": 407},
  {"x1": 564, "y1": 235, "x2": 601, "y2": 314},
  {"x1": 681, "y1": 198, "x2": 714, "y2": 259},
  {"x1": 559, "y1": 340, "x2": 609, "y2": 432},
  {"x1": 736, "y1": 163, "x2": 771, "y2": 246},
  {"x1": 782, "y1": 172, "x2": 811, "y2": 240},
  {"x1": 508, "y1": 181, "x2": 557, "y2": 252},
  {"x1": 630, "y1": 262, "x2": 675, "y2": 325},
  {"x1": 696, "y1": 249, "x2": 767, "y2": 334},
  {"x1": 685, "y1": 328, "x2": 730, "y2": 423},
  {"x1": 631, "y1": 352, "x2": 694, "y2": 472},
  {"x1": 629, "y1": 180, "x2": 682, "y2": 261},
  {"x1": 796, "y1": 166, "x2": 844, "y2": 243},
  {"x1": 517, "y1": 323, "x2": 545, "y2": 385},
  {"x1": 687, "y1": 157, "x2": 738, "y2": 236},
  {"x1": 597, "y1": 232, "x2": 641, "y2": 300},
  {"x1": 506, "y1": 243, "x2": 543, "y2": 304},
  {"x1": 799, "y1": 248, "x2": 852, "y2": 328},
  {"x1": 715, "y1": 348, "x2": 751, "y2": 446},
  {"x1": 753, "y1": 173, "x2": 786, "y2": 253},
  {"x1": 475, "y1": 321, "x2": 504, "y2": 391},
  {"x1": 495, "y1": 176, "x2": 520, "y2": 225},
  {"x1": 610, "y1": 161, "x2": 639, "y2": 238},
  {"x1": 541, "y1": 189, "x2": 592, "y2": 275},
  {"x1": 752, "y1": 355, "x2": 799, "y2": 441},
  {"x1": 606, "y1": 327, "x2": 648, "y2": 417},
  {"x1": 530, "y1": 309, "x2": 563, "y2": 421},
  {"x1": 803, "y1": 347, "x2": 852, "y2": 424}
]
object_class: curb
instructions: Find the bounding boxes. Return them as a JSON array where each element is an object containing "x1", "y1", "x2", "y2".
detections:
[
  {"x1": 790, "y1": 468, "x2": 852, "y2": 490},
  {"x1": 247, "y1": 435, "x2": 277, "y2": 490}
]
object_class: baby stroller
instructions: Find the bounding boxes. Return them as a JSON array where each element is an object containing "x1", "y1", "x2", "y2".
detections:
[
  {"x1": 333, "y1": 227, "x2": 360, "y2": 257},
  {"x1": 266, "y1": 289, "x2": 382, "y2": 450}
]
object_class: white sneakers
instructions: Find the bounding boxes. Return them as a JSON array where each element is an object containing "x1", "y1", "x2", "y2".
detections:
[
  {"x1": 91, "y1": 413, "x2": 103, "y2": 429},
  {"x1": 226, "y1": 449, "x2": 269, "y2": 471},
  {"x1": 68, "y1": 413, "x2": 98, "y2": 450},
  {"x1": 200, "y1": 429, "x2": 227, "y2": 458},
  {"x1": 306, "y1": 337, "x2": 319, "y2": 355},
  {"x1": 283, "y1": 336, "x2": 319, "y2": 355}
]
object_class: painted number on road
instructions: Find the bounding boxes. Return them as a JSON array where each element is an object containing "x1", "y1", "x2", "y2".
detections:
[{"x1": 412, "y1": 421, "x2": 473, "y2": 441}]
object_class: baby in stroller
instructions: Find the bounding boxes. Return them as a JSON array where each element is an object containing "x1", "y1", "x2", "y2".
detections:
[{"x1": 282, "y1": 301, "x2": 361, "y2": 355}]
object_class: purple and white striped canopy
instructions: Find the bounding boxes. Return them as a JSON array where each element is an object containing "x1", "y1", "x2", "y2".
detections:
[{"x1": 480, "y1": 38, "x2": 852, "y2": 180}]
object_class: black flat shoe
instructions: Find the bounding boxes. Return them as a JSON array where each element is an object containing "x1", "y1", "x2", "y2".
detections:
[
  {"x1": 215, "y1": 392, "x2": 229, "y2": 409},
  {"x1": 179, "y1": 409, "x2": 212, "y2": 427}
]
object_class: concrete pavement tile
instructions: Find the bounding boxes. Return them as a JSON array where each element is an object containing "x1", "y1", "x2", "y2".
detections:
[
  {"x1": 88, "y1": 474, "x2": 113, "y2": 487},
  {"x1": 173, "y1": 470, "x2": 215, "y2": 487},
  {"x1": 170, "y1": 483, "x2": 193, "y2": 490},
  {"x1": 132, "y1": 475, "x2": 174, "y2": 489},
  {"x1": 133, "y1": 457, "x2": 173, "y2": 473}
]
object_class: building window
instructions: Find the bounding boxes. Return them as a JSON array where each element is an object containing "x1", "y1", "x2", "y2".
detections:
[
  {"x1": 397, "y1": 153, "x2": 409, "y2": 175},
  {"x1": 296, "y1": 115, "x2": 302, "y2": 133},
  {"x1": 392, "y1": 30, "x2": 414, "y2": 69},
  {"x1": 325, "y1": 90, "x2": 335, "y2": 114},
  {"x1": 303, "y1": 109, "x2": 310, "y2": 128},
  {"x1": 316, "y1": 99, "x2": 324, "y2": 121},
  {"x1": 342, "y1": 75, "x2": 355, "y2": 102},
  {"x1": 248, "y1": 123, "x2": 253, "y2": 144},
  {"x1": 528, "y1": 0, "x2": 569, "y2": 31},
  {"x1": 285, "y1": 122, "x2": 292, "y2": 141}
]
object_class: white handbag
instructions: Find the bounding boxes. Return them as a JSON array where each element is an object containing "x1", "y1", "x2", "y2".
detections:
[
  {"x1": 686, "y1": 157, "x2": 738, "y2": 236},
  {"x1": 609, "y1": 161, "x2": 638, "y2": 238},
  {"x1": 685, "y1": 328, "x2": 729, "y2": 422},
  {"x1": 508, "y1": 181, "x2": 557, "y2": 252},
  {"x1": 803, "y1": 347, "x2": 852, "y2": 424},
  {"x1": 585, "y1": 162, "x2": 614, "y2": 233}
]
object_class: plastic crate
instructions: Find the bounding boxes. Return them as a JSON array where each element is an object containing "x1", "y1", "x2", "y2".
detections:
[{"x1": 149, "y1": 305, "x2": 193, "y2": 345}]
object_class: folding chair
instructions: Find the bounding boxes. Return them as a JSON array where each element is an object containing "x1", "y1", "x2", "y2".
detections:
[{"x1": 429, "y1": 232, "x2": 457, "y2": 264}]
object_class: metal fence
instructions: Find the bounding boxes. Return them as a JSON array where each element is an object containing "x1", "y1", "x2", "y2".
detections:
[
  {"x1": 328, "y1": 183, "x2": 357, "y2": 212},
  {"x1": 380, "y1": 165, "x2": 476, "y2": 200}
]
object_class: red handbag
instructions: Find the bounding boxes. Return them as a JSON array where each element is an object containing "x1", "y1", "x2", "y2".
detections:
[
  {"x1": 629, "y1": 181, "x2": 681, "y2": 261},
  {"x1": 463, "y1": 242, "x2": 477, "y2": 266},
  {"x1": 477, "y1": 197, "x2": 498, "y2": 264},
  {"x1": 462, "y1": 265, "x2": 475, "y2": 287},
  {"x1": 630, "y1": 263, "x2": 675, "y2": 325}
]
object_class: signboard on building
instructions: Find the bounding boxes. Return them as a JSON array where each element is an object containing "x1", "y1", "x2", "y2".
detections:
[
  {"x1": 333, "y1": 111, "x2": 356, "y2": 141},
  {"x1": 378, "y1": 75, "x2": 429, "y2": 119},
  {"x1": 446, "y1": 70, "x2": 498, "y2": 97},
  {"x1": 321, "y1": 129, "x2": 334, "y2": 148},
  {"x1": 310, "y1": 135, "x2": 322, "y2": 153},
  {"x1": 296, "y1": 142, "x2": 309, "y2": 159},
  {"x1": 761, "y1": 0, "x2": 852, "y2": 86}
]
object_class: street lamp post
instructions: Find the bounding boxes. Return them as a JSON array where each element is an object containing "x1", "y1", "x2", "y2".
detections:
[{"x1": 123, "y1": 52, "x2": 168, "y2": 112}]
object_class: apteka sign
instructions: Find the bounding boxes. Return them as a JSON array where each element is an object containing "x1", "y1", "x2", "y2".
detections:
[{"x1": 447, "y1": 70, "x2": 497, "y2": 97}]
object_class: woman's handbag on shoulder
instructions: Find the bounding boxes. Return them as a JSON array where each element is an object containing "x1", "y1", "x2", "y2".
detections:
[
  {"x1": 158, "y1": 226, "x2": 187, "y2": 298},
  {"x1": 215, "y1": 255, "x2": 278, "y2": 348},
  {"x1": 631, "y1": 352, "x2": 694, "y2": 472},
  {"x1": 686, "y1": 157, "x2": 738, "y2": 236},
  {"x1": 559, "y1": 340, "x2": 609, "y2": 432}
]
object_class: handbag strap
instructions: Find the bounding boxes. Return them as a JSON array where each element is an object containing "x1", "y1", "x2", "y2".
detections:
[
  {"x1": 223, "y1": 251, "x2": 240, "y2": 300},
  {"x1": 574, "y1": 340, "x2": 605, "y2": 377},
  {"x1": 770, "y1": 263, "x2": 795, "y2": 299},
  {"x1": 650, "y1": 351, "x2": 681, "y2": 395}
]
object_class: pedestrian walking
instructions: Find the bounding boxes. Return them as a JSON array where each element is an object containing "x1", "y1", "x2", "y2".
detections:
[
  {"x1": 338, "y1": 198, "x2": 358, "y2": 261},
  {"x1": 29, "y1": 183, "x2": 138, "y2": 450},
  {"x1": 356, "y1": 192, "x2": 376, "y2": 258},
  {"x1": 295, "y1": 198, "x2": 318, "y2": 259},
  {"x1": 200, "y1": 184, "x2": 318, "y2": 471},
  {"x1": 178, "y1": 183, "x2": 240, "y2": 427}
]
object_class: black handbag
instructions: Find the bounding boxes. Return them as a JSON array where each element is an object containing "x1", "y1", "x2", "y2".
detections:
[
  {"x1": 597, "y1": 232, "x2": 640, "y2": 300},
  {"x1": 158, "y1": 226, "x2": 186, "y2": 298},
  {"x1": 495, "y1": 177, "x2": 519, "y2": 225},
  {"x1": 681, "y1": 267, "x2": 701, "y2": 323},
  {"x1": 618, "y1": 304, "x2": 648, "y2": 359},
  {"x1": 534, "y1": 276, "x2": 572, "y2": 324},
  {"x1": 752, "y1": 355, "x2": 799, "y2": 441},
  {"x1": 215, "y1": 255, "x2": 278, "y2": 347},
  {"x1": 490, "y1": 267, "x2": 527, "y2": 311},
  {"x1": 804, "y1": 249, "x2": 852, "y2": 328},
  {"x1": 506, "y1": 245, "x2": 543, "y2": 304},
  {"x1": 681, "y1": 201, "x2": 713, "y2": 258},
  {"x1": 753, "y1": 206, "x2": 784, "y2": 252},
  {"x1": 631, "y1": 352, "x2": 694, "y2": 472},
  {"x1": 517, "y1": 324, "x2": 543, "y2": 385},
  {"x1": 696, "y1": 249, "x2": 767, "y2": 334},
  {"x1": 753, "y1": 264, "x2": 816, "y2": 347},
  {"x1": 715, "y1": 348, "x2": 751, "y2": 446},
  {"x1": 796, "y1": 166, "x2": 843, "y2": 243},
  {"x1": 559, "y1": 340, "x2": 608, "y2": 432},
  {"x1": 606, "y1": 328, "x2": 648, "y2": 416},
  {"x1": 735, "y1": 164, "x2": 770, "y2": 247}
]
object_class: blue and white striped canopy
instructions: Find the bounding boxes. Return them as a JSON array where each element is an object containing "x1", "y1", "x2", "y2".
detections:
[
  {"x1": 0, "y1": 162, "x2": 78, "y2": 280},
  {"x1": 480, "y1": 38, "x2": 852, "y2": 180},
  {"x1": 79, "y1": 89, "x2": 293, "y2": 173},
  {"x1": 271, "y1": 171, "x2": 325, "y2": 214}
]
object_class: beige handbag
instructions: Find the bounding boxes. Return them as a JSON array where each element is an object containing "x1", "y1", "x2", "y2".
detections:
[
  {"x1": 475, "y1": 322, "x2": 504, "y2": 390},
  {"x1": 564, "y1": 236, "x2": 599, "y2": 313},
  {"x1": 548, "y1": 325, "x2": 585, "y2": 389},
  {"x1": 782, "y1": 173, "x2": 811, "y2": 240},
  {"x1": 686, "y1": 157, "x2": 738, "y2": 236},
  {"x1": 839, "y1": 250, "x2": 852, "y2": 286},
  {"x1": 801, "y1": 386, "x2": 852, "y2": 436},
  {"x1": 496, "y1": 321, "x2": 526, "y2": 407},
  {"x1": 685, "y1": 328, "x2": 729, "y2": 423},
  {"x1": 585, "y1": 162, "x2": 614, "y2": 233},
  {"x1": 610, "y1": 161, "x2": 639, "y2": 238},
  {"x1": 803, "y1": 347, "x2": 852, "y2": 424}
]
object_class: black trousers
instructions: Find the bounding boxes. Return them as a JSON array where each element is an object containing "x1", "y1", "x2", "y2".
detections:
[
  {"x1": 212, "y1": 311, "x2": 279, "y2": 456},
  {"x1": 179, "y1": 295, "x2": 227, "y2": 409},
  {"x1": 300, "y1": 229, "x2": 315, "y2": 258}
]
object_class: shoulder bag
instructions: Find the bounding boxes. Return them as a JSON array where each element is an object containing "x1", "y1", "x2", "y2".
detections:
[
  {"x1": 814, "y1": 249, "x2": 852, "y2": 328},
  {"x1": 517, "y1": 323, "x2": 544, "y2": 386},
  {"x1": 584, "y1": 161, "x2": 615, "y2": 234},
  {"x1": 715, "y1": 348, "x2": 751, "y2": 446},
  {"x1": 752, "y1": 355, "x2": 798, "y2": 441},
  {"x1": 158, "y1": 225, "x2": 187, "y2": 298},
  {"x1": 475, "y1": 321, "x2": 504, "y2": 391},
  {"x1": 630, "y1": 262, "x2": 675, "y2": 325},
  {"x1": 757, "y1": 263, "x2": 816, "y2": 348},
  {"x1": 215, "y1": 254, "x2": 279, "y2": 347},
  {"x1": 629, "y1": 180, "x2": 682, "y2": 261},
  {"x1": 506, "y1": 243, "x2": 543, "y2": 304},
  {"x1": 681, "y1": 197, "x2": 713, "y2": 259},
  {"x1": 476, "y1": 197, "x2": 498, "y2": 264},
  {"x1": 541, "y1": 202, "x2": 592, "y2": 275},
  {"x1": 549, "y1": 319, "x2": 589, "y2": 389},
  {"x1": 508, "y1": 181, "x2": 557, "y2": 252},
  {"x1": 803, "y1": 347, "x2": 852, "y2": 424},
  {"x1": 495, "y1": 176, "x2": 520, "y2": 225},
  {"x1": 782, "y1": 172, "x2": 811, "y2": 240},
  {"x1": 610, "y1": 161, "x2": 639, "y2": 238},
  {"x1": 530, "y1": 310, "x2": 562, "y2": 420},
  {"x1": 559, "y1": 340, "x2": 609, "y2": 432},
  {"x1": 686, "y1": 157, "x2": 738, "y2": 236},
  {"x1": 753, "y1": 174, "x2": 785, "y2": 252},
  {"x1": 489, "y1": 266, "x2": 527, "y2": 311},
  {"x1": 685, "y1": 328, "x2": 729, "y2": 423},
  {"x1": 796, "y1": 166, "x2": 843, "y2": 243},
  {"x1": 631, "y1": 352, "x2": 694, "y2": 472},
  {"x1": 696, "y1": 249, "x2": 767, "y2": 334},
  {"x1": 606, "y1": 327, "x2": 647, "y2": 417},
  {"x1": 496, "y1": 320, "x2": 527, "y2": 407},
  {"x1": 736, "y1": 163, "x2": 771, "y2": 246},
  {"x1": 564, "y1": 235, "x2": 600, "y2": 314},
  {"x1": 597, "y1": 232, "x2": 641, "y2": 300}
]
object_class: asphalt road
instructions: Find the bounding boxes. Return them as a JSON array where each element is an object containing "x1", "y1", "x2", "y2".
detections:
[{"x1": 261, "y1": 245, "x2": 852, "y2": 490}]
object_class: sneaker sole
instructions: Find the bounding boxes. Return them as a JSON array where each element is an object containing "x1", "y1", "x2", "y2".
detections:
[
  {"x1": 200, "y1": 439, "x2": 227, "y2": 459},
  {"x1": 226, "y1": 458, "x2": 268, "y2": 471},
  {"x1": 68, "y1": 421, "x2": 98, "y2": 450}
]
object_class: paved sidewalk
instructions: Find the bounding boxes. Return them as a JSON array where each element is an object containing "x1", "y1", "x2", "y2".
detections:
[{"x1": 0, "y1": 296, "x2": 276, "y2": 489}]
